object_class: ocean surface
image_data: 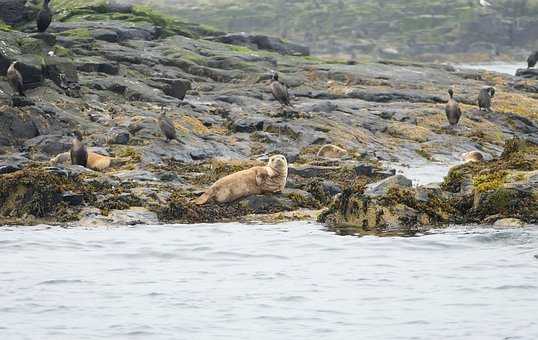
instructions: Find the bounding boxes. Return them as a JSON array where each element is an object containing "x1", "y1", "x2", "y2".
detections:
[{"x1": 1, "y1": 222, "x2": 538, "y2": 340}]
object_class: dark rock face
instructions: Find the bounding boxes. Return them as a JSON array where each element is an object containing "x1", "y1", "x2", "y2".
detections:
[
  {"x1": 210, "y1": 33, "x2": 310, "y2": 56},
  {"x1": 0, "y1": 0, "x2": 32, "y2": 25}
]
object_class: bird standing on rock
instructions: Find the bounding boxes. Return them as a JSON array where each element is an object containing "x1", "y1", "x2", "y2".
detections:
[
  {"x1": 70, "y1": 131, "x2": 88, "y2": 167},
  {"x1": 37, "y1": 0, "x2": 53, "y2": 33},
  {"x1": 527, "y1": 51, "x2": 538, "y2": 69},
  {"x1": 159, "y1": 106, "x2": 184, "y2": 144},
  {"x1": 7, "y1": 61, "x2": 25, "y2": 98},
  {"x1": 270, "y1": 70, "x2": 293, "y2": 108},
  {"x1": 445, "y1": 88, "x2": 462, "y2": 129},
  {"x1": 478, "y1": 86, "x2": 495, "y2": 111}
]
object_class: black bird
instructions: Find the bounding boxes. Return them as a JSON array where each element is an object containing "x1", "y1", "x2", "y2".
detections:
[
  {"x1": 270, "y1": 71, "x2": 293, "y2": 108},
  {"x1": 7, "y1": 61, "x2": 25, "y2": 97},
  {"x1": 37, "y1": 0, "x2": 52, "y2": 33},
  {"x1": 70, "y1": 131, "x2": 88, "y2": 167},
  {"x1": 527, "y1": 51, "x2": 538, "y2": 69},
  {"x1": 158, "y1": 107, "x2": 183, "y2": 144},
  {"x1": 478, "y1": 86, "x2": 495, "y2": 111},
  {"x1": 445, "y1": 88, "x2": 462, "y2": 128}
]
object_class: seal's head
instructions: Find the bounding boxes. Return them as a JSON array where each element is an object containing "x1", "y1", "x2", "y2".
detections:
[
  {"x1": 448, "y1": 88, "x2": 454, "y2": 98},
  {"x1": 461, "y1": 151, "x2": 484, "y2": 163},
  {"x1": 72, "y1": 130, "x2": 83, "y2": 141},
  {"x1": 268, "y1": 154, "x2": 287, "y2": 173},
  {"x1": 489, "y1": 87, "x2": 495, "y2": 98}
]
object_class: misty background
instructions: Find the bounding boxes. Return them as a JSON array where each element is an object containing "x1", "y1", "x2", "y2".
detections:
[{"x1": 129, "y1": 0, "x2": 538, "y2": 61}]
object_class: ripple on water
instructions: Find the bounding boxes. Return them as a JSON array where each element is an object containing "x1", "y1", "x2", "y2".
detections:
[{"x1": 0, "y1": 222, "x2": 537, "y2": 340}]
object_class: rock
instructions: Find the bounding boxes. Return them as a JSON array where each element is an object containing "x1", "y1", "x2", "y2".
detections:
[
  {"x1": 79, "y1": 207, "x2": 159, "y2": 226},
  {"x1": 288, "y1": 165, "x2": 341, "y2": 178},
  {"x1": 62, "y1": 191, "x2": 84, "y2": 206},
  {"x1": 29, "y1": 33, "x2": 57, "y2": 46},
  {"x1": 23, "y1": 135, "x2": 71, "y2": 157},
  {"x1": 44, "y1": 56, "x2": 81, "y2": 97},
  {"x1": 365, "y1": 175, "x2": 413, "y2": 197},
  {"x1": 515, "y1": 68, "x2": 538, "y2": 79},
  {"x1": 355, "y1": 164, "x2": 374, "y2": 177},
  {"x1": 227, "y1": 113, "x2": 266, "y2": 133},
  {"x1": 240, "y1": 194, "x2": 294, "y2": 213},
  {"x1": 210, "y1": 33, "x2": 310, "y2": 56},
  {"x1": 76, "y1": 59, "x2": 120, "y2": 75},
  {"x1": 0, "y1": 0, "x2": 32, "y2": 25},
  {"x1": 0, "y1": 164, "x2": 21, "y2": 175},
  {"x1": 493, "y1": 218, "x2": 526, "y2": 228},
  {"x1": 108, "y1": 128, "x2": 130, "y2": 145},
  {"x1": 113, "y1": 170, "x2": 159, "y2": 182},
  {"x1": 11, "y1": 96, "x2": 35, "y2": 107},
  {"x1": 148, "y1": 78, "x2": 191, "y2": 100}
]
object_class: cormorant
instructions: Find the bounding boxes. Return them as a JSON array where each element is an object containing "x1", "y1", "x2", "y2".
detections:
[
  {"x1": 159, "y1": 106, "x2": 183, "y2": 143},
  {"x1": 37, "y1": 0, "x2": 52, "y2": 33},
  {"x1": 7, "y1": 61, "x2": 25, "y2": 97},
  {"x1": 445, "y1": 88, "x2": 462, "y2": 128},
  {"x1": 527, "y1": 51, "x2": 538, "y2": 69},
  {"x1": 270, "y1": 71, "x2": 292, "y2": 107},
  {"x1": 478, "y1": 86, "x2": 495, "y2": 111}
]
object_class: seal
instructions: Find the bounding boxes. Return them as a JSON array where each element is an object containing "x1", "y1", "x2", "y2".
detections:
[
  {"x1": 270, "y1": 71, "x2": 293, "y2": 107},
  {"x1": 70, "y1": 131, "x2": 88, "y2": 167},
  {"x1": 445, "y1": 88, "x2": 462, "y2": 128},
  {"x1": 461, "y1": 151, "x2": 484, "y2": 163},
  {"x1": 7, "y1": 61, "x2": 25, "y2": 97},
  {"x1": 194, "y1": 154, "x2": 288, "y2": 205},
  {"x1": 478, "y1": 86, "x2": 495, "y2": 111},
  {"x1": 51, "y1": 151, "x2": 127, "y2": 171},
  {"x1": 37, "y1": 0, "x2": 52, "y2": 33},
  {"x1": 317, "y1": 144, "x2": 347, "y2": 159}
]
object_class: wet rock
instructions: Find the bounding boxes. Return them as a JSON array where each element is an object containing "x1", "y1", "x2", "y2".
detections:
[
  {"x1": 210, "y1": 33, "x2": 310, "y2": 56},
  {"x1": 79, "y1": 207, "x2": 159, "y2": 226},
  {"x1": 240, "y1": 194, "x2": 294, "y2": 213},
  {"x1": 62, "y1": 191, "x2": 84, "y2": 206},
  {"x1": 289, "y1": 165, "x2": 341, "y2": 178},
  {"x1": 76, "y1": 59, "x2": 120, "y2": 75},
  {"x1": 354, "y1": 164, "x2": 374, "y2": 177},
  {"x1": 493, "y1": 218, "x2": 526, "y2": 228},
  {"x1": 11, "y1": 96, "x2": 35, "y2": 107},
  {"x1": 52, "y1": 21, "x2": 159, "y2": 42},
  {"x1": 515, "y1": 68, "x2": 538, "y2": 79},
  {"x1": 29, "y1": 33, "x2": 57, "y2": 46},
  {"x1": 0, "y1": 109, "x2": 40, "y2": 143},
  {"x1": 23, "y1": 135, "x2": 71, "y2": 157},
  {"x1": 0, "y1": 164, "x2": 21, "y2": 175},
  {"x1": 108, "y1": 128, "x2": 130, "y2": 145},
  {"x1": 0, "y1": 0, "x2": 32, "y2": 25},
  {"x1": 113, "y1": 170, "x2": 159, "y2": 182},
  {"x1": 365, "y1": 175, "x2": 413, "y2": 197},
  {"x1": 148, "y1": 78, "x2": 191, "y2": 100},
  {"x1": 227, "y1": 113, "x2": 266, "y2": 133}
]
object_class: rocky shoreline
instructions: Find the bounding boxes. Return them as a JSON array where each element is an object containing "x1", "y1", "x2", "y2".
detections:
[{"x1": 1, "y1": 2, "x2": 537, "y2": 232}]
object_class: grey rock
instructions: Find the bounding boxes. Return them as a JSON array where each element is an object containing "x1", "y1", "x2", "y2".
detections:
[
  {"x1": 0, "y1": 0, "x2": 32, "y2": 24},
  {"x1": 493, "y1": 218, "x2": 526, "y2": 228},
  {"x1": 210, "y1": 33, "x2": 310, "y2": 56},
  {"x1": 108, "y1": 128, "x2": 130, "y2": 145},
  {"x1": 365, "y1": 175, "x2": 413, "y2": 197}
]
